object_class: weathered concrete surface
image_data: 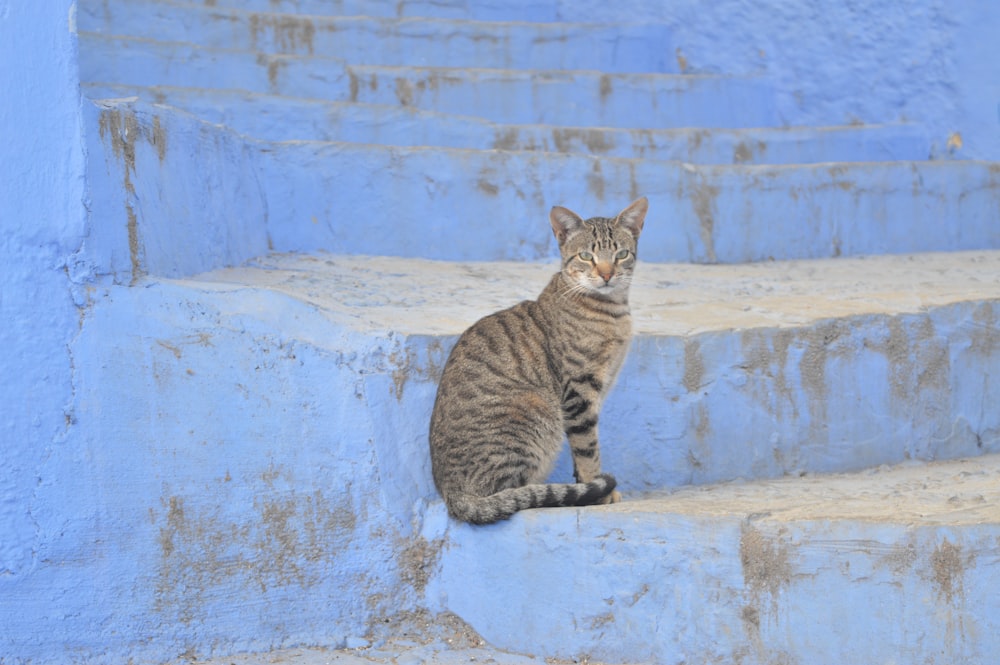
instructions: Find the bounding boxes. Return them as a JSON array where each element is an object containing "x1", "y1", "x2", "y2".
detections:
[
  {"x1": 83, "y1": 84, "x2": 931, "y2": 164},
  {"x1": 255, "y1": 140, "x2": 1000, "y2": 264},
  {"x1": 8, "y1": 246, "x2": 996, "y2": 663},
  {"x1": 10, "y1": 274, "x2": 445, "y2": 663},
  {"x1": 79, "y1": 33, "x2": 778, "y2": 129},
  {"x1": 0, "y1": 0, "x2": 91, "y2": 661},
  {"x1": 438, "y1": 455, "x2": 1000, "y2": 664},
  {"x1": 117, "y1": 0, "x2": 1000, "y2": 159},
  {"x1": 188, "y1": 250, "x2": 1000, "y2": 487},
  {"x1": 81, "y1": 100, "x2": 270, "y2": 282},
  {"x1": 79, "y1": 0, "x2": 676, "y2": 73},
  {"x1": 6, "y1": 1, "x2": 998, "y2": 663},
  {"x1": 82, "y1": 99, "x2": 1000, "y2": 273},
  {"x1": 162, "y1": 455, "x2": 1000, "y2": 665}
]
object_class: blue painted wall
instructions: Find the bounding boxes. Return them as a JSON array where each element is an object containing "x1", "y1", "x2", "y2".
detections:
[
  {"x1": 0, "y1": 0, "x2": 87, "y2": 624},
  {"x1": 1, "y1": 0, "x2": 999, "y2": 662}
]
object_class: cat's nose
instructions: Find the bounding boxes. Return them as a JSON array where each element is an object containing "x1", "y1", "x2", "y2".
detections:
[{"x1": 596, "y1": 264, "x2": 613, "y2": 283}]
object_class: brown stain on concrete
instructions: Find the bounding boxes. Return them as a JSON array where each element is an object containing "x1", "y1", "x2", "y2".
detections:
[
  {"x1": 930, "y1": 539, "x2": 970, "y2": 605},
  {"x1": 395, "y1": 77, "x2": 414, "y2": 107},
  {"x1": 866, "y1": 314, "x2": 949, "y2": 421},
  {"x1": 477, "y1": 179, "x2": 499, "y2": 196},
  {"x1": 690, "y1": 180, "x2": 719, "y2": 263},
  {"x1": 733, "y1": 139, "x2": 767, "y2": 165},
  {"x1": 587, "y1": 160, "x2": 605, "y2": 200},
  {"x1": 739, "y1": 328, "x2": 796, "y2": 420},
  {"x1": 551, "y1": 128, "x2": 614, "y2": 155},
  {"x1": 155, "y1": 482, "x2": 357, "y2": 624},
  {"x1": 397, "y1": 536, "x2": 443, "y2": 596},
  {"x1": 390, "y1": 338, "x2": 447, "y2": 401},
  {"x1": 740, "y1": 523, "x2": 792, "y2": 601},
  {"x1": 249, "y1": 13, "x2": 316, "y2": 55},
  {"x1": 348, "y1": 67, "x2": 360, "y2": 102},
  {"x1": 739, "y1": 521, "x2": 792, "y2": 657},
  {"x1": 675, "y1": 47, "x2": 689, "y2": 73},
  {"x1": 598, "y1": 74, "x2": 613, "y2": 102},
  {"x1": 798, "y1": 321, "x2": 849, "y2": 436},
  {"x1": 492, "y1": 127, "x2": 521, "y2": 151},
  {"x1": 683, "y1": 339, "x2": 704, "y2": 393},
  {"x1": 99, "y1": 106, "x2": 168, "y2": 284},
  {"x1": 970, "y1": 301, "x2": 1000, "y2": 355}
]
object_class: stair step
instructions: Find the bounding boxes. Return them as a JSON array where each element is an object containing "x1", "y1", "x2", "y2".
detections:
[
  {"x1": 84, "y1": 84, "x2": 930, "y2": 164},
  {"x1": 87, "y1": 100, "x2": 998, "y2": 274},
  {"x1": 167, "y1": 0, "x2": 643, "y2": 22},
  {"x1": 436, "y1": 454, "x2": 1000, "y2": 663},
  {"x1": 166, "y1": 250, "x2": 1000, "y2": 490},
  {"x1": 77, "y1": 249, "x2": 1000, "y2": 661},
  {"x1": 78, "y1": 0, "x2": 676, "y2": 73},
  {"x1": 78, "y1": 34, "x2": 778, "y2": 129}
]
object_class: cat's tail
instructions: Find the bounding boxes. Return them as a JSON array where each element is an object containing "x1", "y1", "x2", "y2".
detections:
[{"x1": 446, "y1": 473, "x2": 617, "y2": 525}]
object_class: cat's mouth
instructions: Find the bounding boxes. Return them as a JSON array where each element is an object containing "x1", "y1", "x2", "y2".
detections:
[{"x1": 591, "y1": 280, "x2": 620, "y2": 294}]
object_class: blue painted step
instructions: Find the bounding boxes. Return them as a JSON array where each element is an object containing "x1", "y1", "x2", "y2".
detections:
[
  {"x1": 436, "y1": 455, "x2": 1000, "y2": 664},
  {"x1": 168, "y1": 251, "x2": 1000, "y2": 493},
  {"x1": 187, "y1": 0, "x2": 678, "y2": 23},
  {"x1": 83, "y1": 84, "x2": 931, "y2": 164},
  {"x1": 85, "y1": 100, "x2": 998, "y2": 275},
  {"x1": 78, "y1": 0, "x2": 677, "y2": 73},
  {"x1": 78, "y1": 34, "x2": 779, "y2": 129},
  {"x1": 68, "y1": 248, "x2": 1000, "y2": 662}
]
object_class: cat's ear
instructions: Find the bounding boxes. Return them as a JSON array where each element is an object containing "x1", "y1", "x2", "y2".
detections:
[
  {"x1": 615, "y1": 196, "x2": 648, "y2": 239},
  {"x1": 549, "y1": 205, "x2": 585, "y2": 244}
]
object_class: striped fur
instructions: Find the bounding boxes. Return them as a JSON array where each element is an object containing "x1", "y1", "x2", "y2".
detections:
[{"x1": 429, "y1": 198, "x2": 648, "y2": 524}]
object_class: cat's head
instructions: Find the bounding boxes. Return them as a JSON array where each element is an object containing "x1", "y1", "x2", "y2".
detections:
[{"x1": 549, "y1": 197, "x2": 648, "y2": 298}]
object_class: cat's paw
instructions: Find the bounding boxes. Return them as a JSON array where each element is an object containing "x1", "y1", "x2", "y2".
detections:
[{"x1": 599, "y1": 490, "x2": 623, "y2": 505}]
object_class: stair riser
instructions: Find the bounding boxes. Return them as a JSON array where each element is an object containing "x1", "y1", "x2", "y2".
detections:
[
  {"x1": 259, "y1": 140, "x2": 1000, "y2": 263},
  {"x1": 389, "y1": 302, "x2": 1000, "y2": 492},
  {"x1": 78, "y1": 35, "x2": 778, "y2": 129},
  {"x1": 90, "y1": 101, "x2": 1000, "y2": 276},
  {"x1": 79, "y1": 2, "x2": 675, "y2": 73},
  {"x1": 62, "y1": 281, "x2": 439, "y2": 662},
  {"x1": 65, "y1": 262, "x2": 1000, "y2": 661},
  {"x1": 136, "y1": 0, "x2": 659, "y2": 22},
  {"x1": 582, "y1": 303, "x2": 1000, "y2": 488},
  {"x1": 85, "y1": 84, "x2": 930, "y2": 164},
  {"x1": 83, "y1": 101, "x2": 271, "y2": 281},
  {"x1": 436, "y1": 512, "x2": 1000, "y2": 664}
]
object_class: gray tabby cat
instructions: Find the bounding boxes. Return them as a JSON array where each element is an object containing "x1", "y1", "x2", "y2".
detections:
[{"x1": 429, "y1": 197, "x2": 648, "y2": 524}]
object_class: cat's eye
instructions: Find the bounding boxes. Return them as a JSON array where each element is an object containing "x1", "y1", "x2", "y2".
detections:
[
  {"x1": 578, "y1": 251, "x2": 595, "y2": 262},
  {"x1": 615, "y1": 249, "x2": 631, "y2": 261}
]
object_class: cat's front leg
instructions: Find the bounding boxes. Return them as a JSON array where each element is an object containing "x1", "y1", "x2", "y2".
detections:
[{"x1": 562, "y1": 378, "x2": 622, "y2": 504}]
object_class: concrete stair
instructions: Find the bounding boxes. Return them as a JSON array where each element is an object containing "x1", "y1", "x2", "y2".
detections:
[{"x1": 70, "y1": 0, "x2": 1000, "y2": 663}]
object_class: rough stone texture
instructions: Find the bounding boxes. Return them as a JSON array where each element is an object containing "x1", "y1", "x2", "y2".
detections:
[
  {"x1": 81, "y1": 85, "x2": 931, "y2": 163},
  {"x1": 190, "y1": 250, "x2": 1000, "y2": 336},
  {"x1": 439, "y1": 455, "x2": 1000, "y2": 664},
  {"x1": 156, "y1": 456, "x2": 1000, "y2": 665},
  {"x1": 78, "y1": 99, "x2": 1000, "y2": 271},
  {"x1": 5, "y1": 0, "x2": 1000, "y2": 662}
]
